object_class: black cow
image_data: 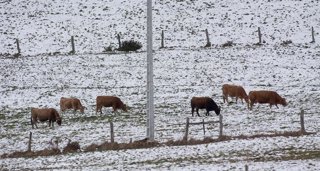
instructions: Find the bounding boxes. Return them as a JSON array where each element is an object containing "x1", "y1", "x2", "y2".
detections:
[{"x1": 191, "y1": 97, "x2": 221, "y2": 117}]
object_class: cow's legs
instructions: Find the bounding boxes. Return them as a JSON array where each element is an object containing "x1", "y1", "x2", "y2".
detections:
[
  {"x1": 191, "y1": 107, "x2": 195, "y2": 117},
  {"x1": 96, "y1": 105, "x2": 102, "y2": 114},
  {"x1": 249, "y1": 101, "x2": 254, "y2": 110},
  {"x1": 112, "y1": 105, "x2": 118, "y2": 113},
  {"x1": 223, "y1": 95, "x2": 229, "y2": 104},
  {"x1": 240, "y1": 97, "x2": 244, "y2": 104},
  {"x1": 206, "y1": 110, "x2": 209, "y2": 116},
  {"x1": 31, "y1": 118, "x2": 38, "y2": 129},
  {"x1": 34, "y1": 122, "x2": 38, "y2": 129},
  {"x1": 196, "y1": 108, "x2": 200, "y2": 117}
]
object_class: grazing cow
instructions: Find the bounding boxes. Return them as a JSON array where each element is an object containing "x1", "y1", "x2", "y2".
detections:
[
  {"x1": 191, "y1": 97, "x2": 221, "y2": 117},
  {"x1": 60, "y1": 97, "x2": 85, "y2": 113},
  {"x1": 96, "y1": 96, "x2": 127, "y2": 114},
  {"x1": 222, "y1": 84, "x2": 249, "y2": 107},
  {"x1": 31, "y1": 108, "x2": 62, "y2": 129},
  {"x1": 248, "y1": 90, "x2": 287, "y2": 110}
]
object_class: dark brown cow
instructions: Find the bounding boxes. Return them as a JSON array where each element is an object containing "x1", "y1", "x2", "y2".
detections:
[
  {"x1": 248, "y1": 90, "x2": 287, "y2": 110},
  {"x1": 60, "y1": 97, "x2": 85, "y2": 113},
  {"x1": 191, "y1": 97, "x2": 221, "y2": 117},
  {"x1": 222, "y1": 84, "x2": 249, "y2": 108},
  {"x1": 31, "y1": 108, "x2": 62, "y2": 129},
  {"x1": 96, "y1": 96, "x2": 127, "y2": 114}
]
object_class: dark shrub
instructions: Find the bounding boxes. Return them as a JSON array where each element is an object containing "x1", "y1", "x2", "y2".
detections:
[
  {"x1": 118, "y1": 40, "x2": 142, "y2": 52},
  {"x1": 222, "y1": 41, "x2": 234, "y2": 47}
]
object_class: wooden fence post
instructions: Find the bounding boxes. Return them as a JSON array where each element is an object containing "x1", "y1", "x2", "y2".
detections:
[
  {"x1": 219, "y1": 114, "x2": 223, "y2": 138},
  {"x1": 258, "y1": 27, "x2": 262, "y2": 44},
  {"x1": 117, "y1": 34, "x2": 121, "y2": 49},
  {"x1": 202, "y1": 119, "x2": 206, "y2": 135},
  {"x1": 70, "y1": 36, "x2": 75, "y2": 54},
  {"x1": 28, "y1": 132, "x2": 32, "y2": 152},
  {"x1": 184, "y1": 117, "x2": 190, "y2": 141},
  {"x1": 311, "y1": 27, "x2": 315, "y2": 43},
  {"x1": 16, "y1": 38, "x2": 21, "y2": 55},
  {"x1": 245, "y1": 165, "x2": 249, "y2": 171},
  {"x1": 110, "y1": 122, "x2": 114, "y2": 143},
  {"x1": 160, "y1": 30, "x2": 164, "y2": 48},
  {"x1": 205, "y1": 29, "x2": 211, "y2": 47},
  {"x1": 300, "y1": 109, "x2": 306, "y2": 134}
]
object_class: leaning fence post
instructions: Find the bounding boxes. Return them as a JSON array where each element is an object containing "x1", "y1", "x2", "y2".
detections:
[
  {"x1": 117, "y1": 34, "x2": 121, "y2": 49},
  {"x1": 311, "y1": 27, "x2": 315, "y2": 43},
  {"x1": 160, "y1": 30, "x2": 164, "y2": 48},
  {"x1": 110, "y1": 122, "x2": 114, "y2": 143},
  {"x1": 258, "y1": 27, "x2": 262, "y2": 44},
  {"x1": 219, "y1": 114, "x2": 223, "y2": 138},
  {"x1": 28, "y1": 132, "x2": 32, "y2": 152},
  {"x1": 70, "y1": 36, "x2": 75, "y2": 54},
  {"x1": 183, "y1": 117, "x2": 190, "y2": 141},
  {"x1": 16, "y1": 38, "x2": 21, "y2": 55},
  {"x1": 202, "y1": 119, "x2": 206, "y2": 135},
  {"x1": 205, "y1": 29, "x2": 211, "y2": 47},
  {"x1": 300, "y1": 109, "x2": 306, "y2": 134}
]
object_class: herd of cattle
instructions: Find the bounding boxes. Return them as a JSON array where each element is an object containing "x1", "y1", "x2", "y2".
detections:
[{"x1": 30, "y1": 84, "x2": 287, "y2": 129}]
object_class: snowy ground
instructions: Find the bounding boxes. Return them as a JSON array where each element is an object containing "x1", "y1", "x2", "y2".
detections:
[
  {"x1": 0, "y1": 0, "x2": 319, "y2": 55},
  {"x1": 1, "y1": 46, "x2": 320, "y2": 170},
  {"x1": 1, "y1": 0, "x2": 320, "y2": 170}
]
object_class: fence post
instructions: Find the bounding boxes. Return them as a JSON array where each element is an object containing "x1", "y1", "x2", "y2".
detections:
[
  {"x1": 205, "y1": 29, "x2": 211, "y2": 47},
  {"x1": 258, "y1": 27, "x2": 262, "y2": 44},
  {"x1": 245, "y1": 165, "x2": 249, "y2": 171},
  {"x1": 300, "y1": 109, "x2": 306, "y2": 134},
  {"x1": 219, "y1": 114, "x2": 223, "y2": 138},
  {"x1": 117, "y1": 34, "x2": 121, "y2": 49},
  {"x1": 202, "y1": 119, "x2": 206, "y2": 135},
  {"x1": 311, "y1": 27, "x2": 315, "y2": 43},
  {"x1": 110, "y1": 122, "x2": 114, "y2": 143},
  {"x1": 70, "y1": 36, "x2": 75, "y2": 54},
  {"x1": 28, "y1": 132, "x2": 32, "y2": 152},
  {"x1": 183, "y1": 117, "x2": 190, "y2": 141},
  {"x1": 161, "y1": 30, "x2": 164, "y2": 48},
  {"x1": 16, "y1": 38, "x2": 21, "y2": 55}
]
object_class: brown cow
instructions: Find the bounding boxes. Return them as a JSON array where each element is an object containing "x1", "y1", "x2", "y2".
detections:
[
  {"x1": 248, "y1": 90, "x2": 287, "y2": 110},
  {"x1": 60, "y1": 97, "x2": 85, "y2": 113},
  {"x1": 222, "y1": 84, "x2": 249, "y2": 107},
  {"x1": 96, "y1": 96, "x2": 127, "y2": 114},
  {"x1": 31, "y1": 108, "x2": 62, "y2": 129},
  {"x1": 191, "y1": 97, "x2": 220, "y2": 117}
]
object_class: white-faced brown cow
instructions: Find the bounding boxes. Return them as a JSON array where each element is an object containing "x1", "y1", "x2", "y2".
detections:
[
  {"x1": 222, "y1": 84, "x2": 249, "y2": 108},
  {"x1": 191, "y1": 97, "x2": 221, "y2": 117},
  {"x1": 60, "y1": 97, "x2": 85, "y2": 113},
  {"x1": 31, "y1": 108, "x2": 62, "y2": 129},
  {"x1": 248, "y1": 90, "x2": 287, "y2": 110},
  {"x1": 96, "y1": 96, "x2": 127, "y2": 114}
]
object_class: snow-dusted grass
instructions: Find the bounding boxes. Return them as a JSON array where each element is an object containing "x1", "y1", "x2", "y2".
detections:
[
  {"x1": 1, "y1": 0, "x2": 319, "y2": 55},
  {"x1": 1, "y1": 45, "x2": 320, "y2": 170},
  {"x1": 1, "y1": 0, "x2": 320, "y2": 170}
]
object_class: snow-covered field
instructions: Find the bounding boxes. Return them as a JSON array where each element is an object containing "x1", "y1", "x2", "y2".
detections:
[{"x1": 1, "y1": 0, "x2": 320, "y2": 170}]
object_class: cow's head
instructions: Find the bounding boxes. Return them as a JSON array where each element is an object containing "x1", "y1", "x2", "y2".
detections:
[
  {"x1": 281, "y1": 98, "x2": 288, "y2": 107},
  {"x1": 80, "y1": 106, "x2": 85, "y2": 113},
  {"x1": 54, "y1": 110, "x2": 62, "y2": 126},
  {"x1": 215, "y1": 106, "x2": 221, "y2": 115},
  {"x1": 57, "y1": 117, "x2": 62, "y2": 126},
  {"x1": 122, "y1": 104, "x2": 128, "y2": 112}
]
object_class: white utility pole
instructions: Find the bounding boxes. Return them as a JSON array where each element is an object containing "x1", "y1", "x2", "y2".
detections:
[{"x1": 146, "y1": 0, "x2": 154, "y2": 140}]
